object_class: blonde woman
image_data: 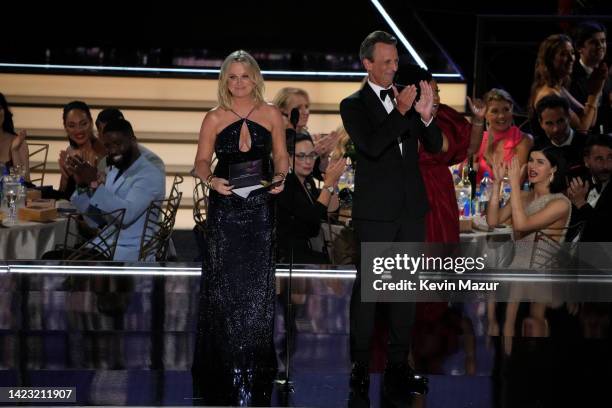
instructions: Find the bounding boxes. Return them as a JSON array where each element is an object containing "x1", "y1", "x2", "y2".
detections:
[
  {"x1": 475, "y1": 88, "x2": 533, "y2": 184},
  {"x1": 192, "y1": 50, "x2": 289, "y2": 406}
]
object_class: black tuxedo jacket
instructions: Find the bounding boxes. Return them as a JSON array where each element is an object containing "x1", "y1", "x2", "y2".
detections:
[
  {"x1": 339, "y1": 84, "x2": 443, "y2": 222},
  {"x1": 569, "y1": 62, "x2": 612, "y2": 134},
  {"x1": 533, "y1": 131, "x2": 587, "y2": 172},
  {"x1": 570, "y1": 181, "x2": 612, "y2": 242}
]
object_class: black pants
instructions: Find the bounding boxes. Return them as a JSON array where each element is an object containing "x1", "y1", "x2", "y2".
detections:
[{"x1": 350, "y1": 213, "x2": 424, "y2": 365}]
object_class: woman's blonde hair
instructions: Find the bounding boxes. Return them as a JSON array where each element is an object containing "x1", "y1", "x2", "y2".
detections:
[
  {"x1": 484, "y1": 88, "x2": 514, "y2": 109},
  {"x1": 217, "y1": 50, "x2": 265, "y2": 110},
  {"x1": 272, "y1": 87, "x2": 310, "y2": 113},
  {"x1": 331, "y1": 125, "x2": 351, "y2": 160}
]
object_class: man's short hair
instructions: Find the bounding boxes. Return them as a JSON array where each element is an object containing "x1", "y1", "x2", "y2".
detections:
[
  {"x1": 535, "y1": 94, "x2": 570, "y2": 121},
  {"x1": 359, "y1": 31, "x2": 397, "y2": 61},
  {"x1": 584, "y1": 133, "x2": 612, "y2": 156},
  {"x1": 96, "y1": 108, "x2": 124, "y2": 126},
  {"x1": 102, "y1": 118, "x2": 135, "y2": 139},
  {"x1": 573, "y1": 21, "x2": 607, "y2": 49}
]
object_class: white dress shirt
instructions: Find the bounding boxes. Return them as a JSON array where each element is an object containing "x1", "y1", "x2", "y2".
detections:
[{"x1": 367, "y1": 79, "x2": 433, "y2": 155}]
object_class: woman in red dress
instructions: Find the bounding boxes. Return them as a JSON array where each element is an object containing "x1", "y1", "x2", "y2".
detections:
[{"x1": 417, "y1": 71, "x2": 486, "y2": 243}]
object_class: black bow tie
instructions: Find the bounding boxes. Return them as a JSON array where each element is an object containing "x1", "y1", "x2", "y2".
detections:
[
  {"x1": 379, "y1": 88, "x2": 394, "y2": 101},
  {"x1": 592, "y1": 182, "x2": 603, "y2": 194}
]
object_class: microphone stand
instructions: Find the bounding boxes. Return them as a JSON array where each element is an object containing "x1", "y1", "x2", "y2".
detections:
[{"x1": 277, "y1": 110, "x2": 300, "y2": 402}]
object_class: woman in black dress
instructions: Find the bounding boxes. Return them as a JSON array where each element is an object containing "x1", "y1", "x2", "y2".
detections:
[
  {"x1": 276, "y1": 133, "x2": 345, "y2": 263},
  {"x1": 192, "y1": 50, "x2": 289, "y2": 406}
]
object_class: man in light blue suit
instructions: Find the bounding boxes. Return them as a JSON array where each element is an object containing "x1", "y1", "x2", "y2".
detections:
[{"x1": 68, "y1": 119, "x2": 166, "y2": 261}]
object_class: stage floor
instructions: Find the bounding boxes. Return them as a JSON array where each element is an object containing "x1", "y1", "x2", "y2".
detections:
[{"x1": 0, "y1": 268, "x2": 610, "y2": 407}]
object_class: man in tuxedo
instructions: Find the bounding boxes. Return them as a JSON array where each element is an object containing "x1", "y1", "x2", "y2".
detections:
[
  {"x1": 340, "y1": 30, "x2": 442, "y2": 400},
  {"x1": 569, "y1": 21, "x2": 611, "y2": 134},
  {"x1": 535, "y1": 94, "x2": 587, "y2": 171},
  {"x1": 567, "y1": 134, "x2": 612, "y2": 242}
]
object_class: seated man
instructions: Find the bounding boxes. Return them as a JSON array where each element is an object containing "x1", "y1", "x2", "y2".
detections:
[
  {"x1": 534, "y1": 94, "x2": 587, "y2": 172},
  {"x1": 569, "y1": 21, "x2": 611, "y2": 134},
  {"x1": 567, "y1": 134, "x2": 612, "y2": 242},
  {"x1": 95, "y1": 108, "x2": 165, "y2": 174},
  {"x1": 69, "y1": 119, "x2": 166, "y2": 260}
]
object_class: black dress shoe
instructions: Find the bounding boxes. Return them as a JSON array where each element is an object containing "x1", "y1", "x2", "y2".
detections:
[
  {"x1": 349, "y1": 362, "x2": 370, "y2": 397},
  {"x1": 383, "y1": 362, "x2": 429, "y2": 398}
]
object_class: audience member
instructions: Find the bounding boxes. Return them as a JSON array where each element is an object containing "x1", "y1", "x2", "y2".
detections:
[
  {"x1": 0, "y1": 92, "x2": 29, "y2": 180},
  {"x1": 567, "y1": 133, "x2": 612, "y2": 242},
  {"x1": 570, "y1": 21, "x2": 611, "y2": 134},
  {"x1": 534, "y1": 94, "x2": 587, "y2": 171},
  {"x1": 475, "y1": 88, "x2": 533, "y2": 184},
  {"x1": 529, "y1": 34, "x2": 606, "y2": 135},
  {"x1": 58, "y1": 101, "x2": 106, "y2": 198},
  {"x1": 69, "y1": 119, "x2": 165, "y2": 261}
]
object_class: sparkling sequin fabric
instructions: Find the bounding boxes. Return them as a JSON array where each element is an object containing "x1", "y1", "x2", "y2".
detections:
[{"x1": 192, "y1": 117, "x2": 277, "y2": 406}]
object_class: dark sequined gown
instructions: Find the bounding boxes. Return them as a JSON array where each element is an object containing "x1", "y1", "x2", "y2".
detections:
[{"x1": 193, "y1": 113, "x2": 277, "y2": 406}]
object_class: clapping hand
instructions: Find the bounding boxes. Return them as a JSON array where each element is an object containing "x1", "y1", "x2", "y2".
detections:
[
  {"x1": 587, "y1": 61, "x2": 608, "y2": 96},
  {"x1": 323, "y1": 157, "x2": 347, "y2": 187},
  {"x1": 393, "y1": 84, "x2": 417, "y2": 115},
  {"x1": 414, "y1": 80, "x2": 434, "y2": 122},
  {"x1": 66, "y1": 155, "x2": 98, "y2": 186},
  {"x1": 58, "y1": 150, "x2": 72, "y2": 178},
  {"x1": 507, "y1": 156, "x2": 525, "y2": 186},
  {"x1": 567, "y1": 177, "x2": 590, "y2": 208},
  {"x1": 313, "y1": 131, "x2": 340, "y2": 157},
  {"x1": 492, "y1": 159, "x2": 506, "y2": 182}
]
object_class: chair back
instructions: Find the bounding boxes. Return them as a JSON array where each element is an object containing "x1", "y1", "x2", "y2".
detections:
[
  {"x1": 138, "y1": 175, "x2": 183, "y2": 261},
  {"x1": 62, "y1": 208, "x2": 126, "y2": 261},
  {"x1": 27, "y1": 143, "x2": 49, "y2": 186},
  {"x1": 193, "y1": 175, "x2": 209, "y2": 230},
  {"x1": 529, "y1": 222, "x2": 586, "y2": 269}
]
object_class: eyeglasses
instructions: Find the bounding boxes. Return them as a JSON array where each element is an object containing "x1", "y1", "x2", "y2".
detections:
[{"x1": 295, "y1": 153, "x2": 319, "y2": 161}]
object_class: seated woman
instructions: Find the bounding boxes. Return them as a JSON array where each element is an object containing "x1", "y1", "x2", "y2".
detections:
[
  {"x1": 276, "y1": 133, "x2": 345, "y2": 264},
  {"x1": 486, "y1": 147, "x2": 571, "y2": 341},
  {"x1": 0, "y1": 92, "x2": 29, "y2": 179},
  {"x1": 58, "y1": 101, "x2": 106, "y2": 198},
  {"x1": 529, "y1": 34, "x2": 606, "y2": 136},
  {"x1": 273, "y1": 87, "x2": 340, "y2": 179},
  {"x1": 475, "y1": 88, "x2": 533, "y2": 184}
]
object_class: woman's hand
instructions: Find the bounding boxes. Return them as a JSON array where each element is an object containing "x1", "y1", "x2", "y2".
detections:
[
  {"x1": 313, "y1": 131, "x2": 339, "y2": 157},
  {"x1": 587, "y1": 61, "x2": 608, "y2": 96},
  {"x1": 210, "y1": 177, "x2": 234, "y2": 196},
  {"x1": 491, "y1": 159, "x2": 505, "y2": 182},
  {"x1": 58, "y1": 150, "x2": 72, "y2": 178},
  {"x1": 268, "y1": 174, "x2": 285, "y2": 195},
  {"x1": 11, "y1": 130, "x2": 27, "y2": 152},
  {"x1": 507, "y1": 156, "x2": 525, "y2": 186},
  {"x1": 467, "y1": 96, "x2": 486, "y2": 121},
  {"x1": 323, "y1": 157, "x2": 347, "y2": 187}
]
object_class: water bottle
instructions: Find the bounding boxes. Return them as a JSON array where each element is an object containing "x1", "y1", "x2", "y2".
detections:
[
  {"x1": 17, "y1": 174, "x2": 26, "y2": 209},
  {"x1": 500, "y1": 178, "x2": 512, "y2": 208},
  {"x1": 522, "y1": 181, "x2": 530, "y2": 191},
  {"x1": 473, "y1": 191, "x2": 481, "y2": 217},
  {"x1": 452, "y1": 169, "x2": 461, "y2": 186},
  {"x1": 0, "y1": 162, "x2": 5, "y2": 204},
  {"x1": 478, "y1": 171, "x2": 493, "y2": 215},
  {"x1": 338, "y1": 164, "x2": 353, "y2": 191},
  {"x1": 455, "y1": 166, "x2": 472, "y2": 219},
  {"x1": 0, "y1": 164, "x2": 8, "y2": 211}
]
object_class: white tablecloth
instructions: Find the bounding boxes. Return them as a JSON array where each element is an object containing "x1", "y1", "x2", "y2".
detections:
[
  {"x1": 0, "y1": 218, "x2": 68, "y2": 260},
  {"x1": 461, "y1": 225, "x2": 514, "y2": 267}
]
